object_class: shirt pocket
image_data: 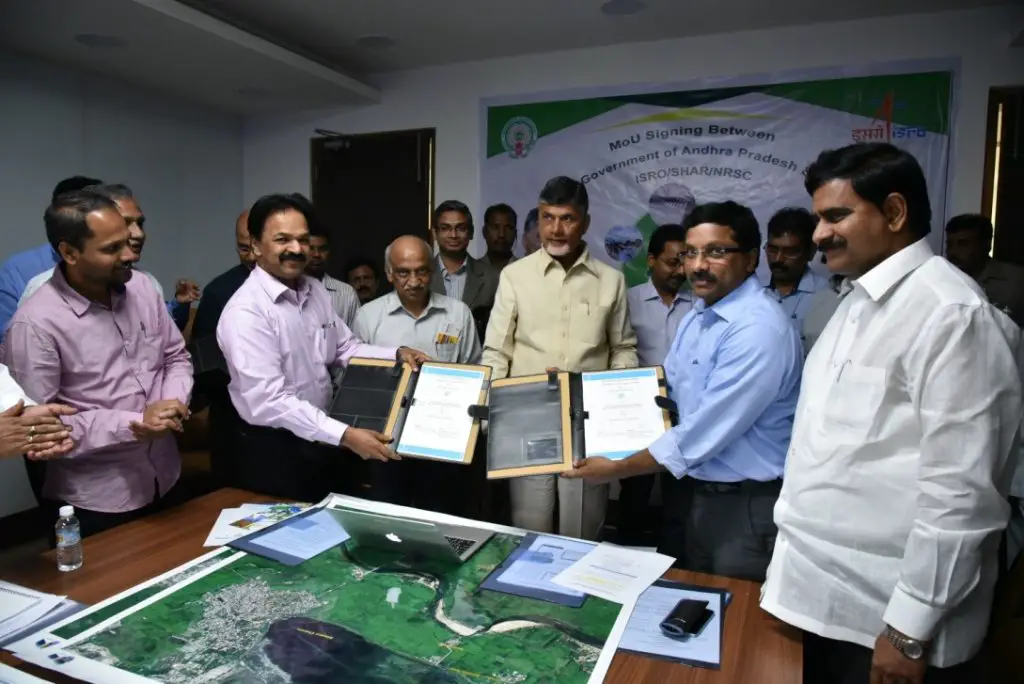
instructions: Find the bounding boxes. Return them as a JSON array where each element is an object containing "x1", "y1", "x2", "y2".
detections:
[
  {"x1": 573, "y1": 302, "x2": 610, "y2": 345},
  {"x1": 314, "y1": 325, "x2": 340, "y2": 366},
  {"x1": 817, "y1": 363, "x2": 888, "y2": 444},
  {"x1": 128, "y1": 331, "x2": 164, "y2": 372}
]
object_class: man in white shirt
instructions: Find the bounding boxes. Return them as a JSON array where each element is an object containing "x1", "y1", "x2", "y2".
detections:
[{"x1": 760, "y1": 142, "x2": 1022, "y2": 684}]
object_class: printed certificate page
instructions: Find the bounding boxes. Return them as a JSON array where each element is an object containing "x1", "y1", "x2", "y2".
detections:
[
  {"x1": 581, "y1": 368, "x2": 667, "y2": 460},
  {"x1": 397, "y1": 365, "x2": 487, "y2": 462}
]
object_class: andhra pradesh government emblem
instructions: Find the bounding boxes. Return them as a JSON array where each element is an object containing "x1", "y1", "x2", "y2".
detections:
[{"x1": 501, "y1": 116, "x2": 538, "y2": 159}]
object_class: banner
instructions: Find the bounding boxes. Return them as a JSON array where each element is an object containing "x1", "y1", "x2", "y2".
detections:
[{"x1": 481, "y1": 67, "x2": 954, "y2": 286}]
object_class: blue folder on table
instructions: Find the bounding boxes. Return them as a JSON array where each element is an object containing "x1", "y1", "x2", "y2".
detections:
[
  {"x1": 229, "y1": 507, "x2": 350, "y2": 566},
  {"x1": 479, "y1": 533, "x2": 594, "y2": 607}
]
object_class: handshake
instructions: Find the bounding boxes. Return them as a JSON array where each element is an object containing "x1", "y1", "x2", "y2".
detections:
[{"x1": 130, "y1": 399, "x2": 191, "y2": 440}]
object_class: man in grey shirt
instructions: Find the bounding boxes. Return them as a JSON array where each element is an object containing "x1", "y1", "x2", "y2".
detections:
[{"x1": 353, "y1": 236, "x2": 480, "y2": 514}]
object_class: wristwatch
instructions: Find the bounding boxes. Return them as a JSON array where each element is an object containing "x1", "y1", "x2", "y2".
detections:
[{"x1": 883, "y1": 625, "x2": 926, "y2": 660}]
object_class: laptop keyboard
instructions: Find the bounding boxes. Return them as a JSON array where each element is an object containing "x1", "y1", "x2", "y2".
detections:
[{"x1": 445, "y1": 535, "x2": 475, "y2": 557}]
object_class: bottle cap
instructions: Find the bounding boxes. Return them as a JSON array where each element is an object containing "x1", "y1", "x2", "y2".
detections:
[{"x1": 59, "y1": 505, "x2": 75, "y2": 518}]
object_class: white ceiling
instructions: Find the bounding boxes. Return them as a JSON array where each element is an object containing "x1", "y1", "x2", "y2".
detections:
[
  {"x1": 0, "y1": 0, "x2": 1016, "y2": 114},
  {"x1": 183, "y1": 0, "x2": 1012, "y2": 74}
]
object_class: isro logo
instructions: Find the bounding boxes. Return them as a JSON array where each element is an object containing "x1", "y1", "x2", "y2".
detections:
[
  {"x1": 501, "y1": 116, "x2": 538, "y2": 159},
  {"x1": 851, "y1": 92, "x2": 927, "y2": 143}
]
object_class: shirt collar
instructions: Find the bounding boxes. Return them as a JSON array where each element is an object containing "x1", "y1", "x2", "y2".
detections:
[
  {"x1": 854, "y1": 238, "x2": 933, "y2": 303},
  {"x1": 253, "y1": 265, "x2": 310, "y2": 304},
  {"x1": 641, "y1": 278, "x2": 692, "y2": 304},
  {"x1": 50, "y1": 264, "x2": 124, "y2": 318},
  {"x1": 694, "y1": 275, "x2": 761, "y2": 323},
  {"x1": 765, "y1": 268, "x2": 823, "y2": 296},
  {"x1": 385, "y1": 290, "x2": 447, "y2": 317},
  {"x1": 537, "y1": 243, "x2": 598, "y2": 276},
  {"x1": 438, "y1": 255, "x2": 469, "y2": 277}
]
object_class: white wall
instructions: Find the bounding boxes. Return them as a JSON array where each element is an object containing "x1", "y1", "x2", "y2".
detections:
[
  {"x1": 0, "y1": 51, "x2": 244, "y2": 517},
  {"x1": 243, "y1": 6, "x2": 1024, "y2": 257}
]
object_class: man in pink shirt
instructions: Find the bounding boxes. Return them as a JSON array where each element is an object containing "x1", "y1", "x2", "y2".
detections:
[
  {"x1": 4, "y1": 190, "x2": 193, "y2": 541},
  {"x1": 217, "y1": 193, "x2": 427, "y2": 501}
]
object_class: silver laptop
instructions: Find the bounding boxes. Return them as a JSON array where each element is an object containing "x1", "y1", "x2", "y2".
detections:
[{"x1": 331, "y1": 507, "x2": 494, "y2": 563}]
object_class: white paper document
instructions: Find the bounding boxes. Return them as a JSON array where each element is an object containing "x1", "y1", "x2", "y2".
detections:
[
  {"x1": 619, "y1": 584, "x2": 723, "y2": 668},
  {"x1": 397, "y1": 365, "x2": 487, "y2": 462},
  {"x1": 203, "y1": 503, "x2": 309, "y2": 547},
  {"x1": 0, "y1": 583, "x2": 67, "y2": 646},
  {"x1": 0, "y1": 662, "x2": 51, "y2": 684},
  {"x1": 582, "y1": 368, "x2": 668, "y2": 459},
  {"x1": 552, "y1": 543, "x2": 674, "y2": 603}
]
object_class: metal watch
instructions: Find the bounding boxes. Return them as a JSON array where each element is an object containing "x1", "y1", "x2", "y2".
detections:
[{"x1": 883, "y1": 625, "x2": 926, "y2": 661}]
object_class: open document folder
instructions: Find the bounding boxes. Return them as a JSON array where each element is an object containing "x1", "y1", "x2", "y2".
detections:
[
  {"x1": 331, "y1": 359, "x2": 491, "y2": 464},
  {"x1": 482, "y1": 368, "x2": 674, "y2": 479}
]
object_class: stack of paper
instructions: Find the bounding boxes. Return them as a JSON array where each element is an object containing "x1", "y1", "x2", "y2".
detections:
[
  {"x1": 0, "y1": 582, "x2": 74, "y2": 647},
  {"x1": 203, "y1": 502, "x2": 311, "y2": 547},
  {"x1": 551, "y1": 542, "x2": 675, "y2": 604}
]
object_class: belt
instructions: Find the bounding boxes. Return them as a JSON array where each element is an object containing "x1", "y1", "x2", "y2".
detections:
[{"x1": 691, "y1": 479, "x2": 782, "y2": 495}]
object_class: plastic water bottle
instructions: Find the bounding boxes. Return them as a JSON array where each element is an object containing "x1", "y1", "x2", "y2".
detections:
[{"x1": 55, "y1": 505, "x2": 83, "y2": 572}]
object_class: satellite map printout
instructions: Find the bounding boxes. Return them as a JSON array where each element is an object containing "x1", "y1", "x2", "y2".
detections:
[{"x1": 15, "y1": 535, "x2": 622, "y2": 684}]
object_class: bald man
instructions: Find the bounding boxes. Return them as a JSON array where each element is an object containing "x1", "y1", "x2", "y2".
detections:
[
  {"x1": 191, "y1": 209, "x2": 255, "y2": 485},
  {"x1": 192, "y1": 210, "x2": 254, "y2": 341},
  {"x1": 353, "y1": 236, "x2": 481, "y2": 512}
]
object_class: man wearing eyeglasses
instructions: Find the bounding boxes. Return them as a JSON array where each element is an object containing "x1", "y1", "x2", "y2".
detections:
[
  {"x1": 566, "y1": 200, "x2": 802, "y2": 581},
  {"x1": 763, "y1": 207, "x2": 830, "y2": 341},
  {"x1": 429, "y1": 200, "x2": 499, "y2": 342},
  {"x1": 354, "y1": 235, "x2": 480, "y2": 514}
]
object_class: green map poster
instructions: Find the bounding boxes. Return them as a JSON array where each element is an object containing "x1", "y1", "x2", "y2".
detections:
[
  {"x1": 481, "y1": 63, "x2": 955, "y2": 287},
  {"x1": 18, "y1": 537, "x2": 622, "y2": 683}
]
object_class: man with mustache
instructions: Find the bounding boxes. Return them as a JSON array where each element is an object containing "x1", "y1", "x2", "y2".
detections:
[
  {"x1": 565, "y1": 200, "x2": 802, "y2": 580},
  {"x1": 217, "y1": 193, "x2": 429, "y2": 502},
  {"x1": 5, "y1": 189, "x2": 193, "y2": 541},
  {"x1": 19, "y1": 184, "x2": 199, "y2": 331},
  {"x1": 353, "y1": 235, "x2": 480, "y2": 513},
  {"x1": 484, "y1": 176, "x2": 638, "y2": 540},
  {"x1": 429, "y1": 200, "x2": 499, "y2": 342},
  {"x1": 482, "y1": 204, "x2": 518, "y2": 271},
  {"x1": 760, "y1": 143, "x2": 1021, "y2": 684},
  {"x1": 344, "y1": 257, "x2": 381, "y2": 305},
  {"x1": 620, "y1": 223, "x2": 693, "y2": 548},
  {"x1": 763, "y1": 207, "x2": 830, "y2": 343}
]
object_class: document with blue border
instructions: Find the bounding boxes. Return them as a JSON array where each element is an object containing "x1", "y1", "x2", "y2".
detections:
[
  {"x1": 396, "y1": 364, "x2": 489, "y2": 463},
  {"x1": 581, "y1": 368, "x2": 669, "y2": 460}
]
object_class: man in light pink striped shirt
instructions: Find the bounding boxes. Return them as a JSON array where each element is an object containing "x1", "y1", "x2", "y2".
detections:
[
  {"x1": 5, "y1": 190, "x2": 193, "y2": 541},
  {"x1": 217, "y1": 194, "x2": 427, "y2": 501}
]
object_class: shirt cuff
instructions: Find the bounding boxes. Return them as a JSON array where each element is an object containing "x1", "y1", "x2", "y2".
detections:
[
  {"x1": 317, "y1": 416, "x2": 348, "y2": 447},
  {"x1": 648, "y1": 431, "x2": 686, "y2": 479},
  {"x1": 882, "y1": 585, "x2": 944, "y2": 642}
]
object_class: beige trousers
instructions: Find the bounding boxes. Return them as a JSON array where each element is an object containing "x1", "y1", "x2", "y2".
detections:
[{"x1": 510, "y1": 474, "x2": 609, "y2": 540}]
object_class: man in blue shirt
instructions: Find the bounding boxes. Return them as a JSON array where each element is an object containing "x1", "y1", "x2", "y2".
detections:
[
  {"x1": 763, "y1": 207, "x2": 830, "y2": 345},
  {"x1": 0, "y1": 176, "x2": 101, "y2": 339},
  {"x1": 566, "y1": 200, "x2": 803, "y2": 581}
]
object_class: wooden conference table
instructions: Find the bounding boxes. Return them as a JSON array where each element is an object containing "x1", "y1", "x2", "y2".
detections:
[{"x1": 1, "y1": 488, "x2": 802, "y2": 683}]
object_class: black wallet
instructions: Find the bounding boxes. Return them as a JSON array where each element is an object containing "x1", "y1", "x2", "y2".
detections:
[{"x1": 659, "y1": 598, "x2": 713, "y2": 640}]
